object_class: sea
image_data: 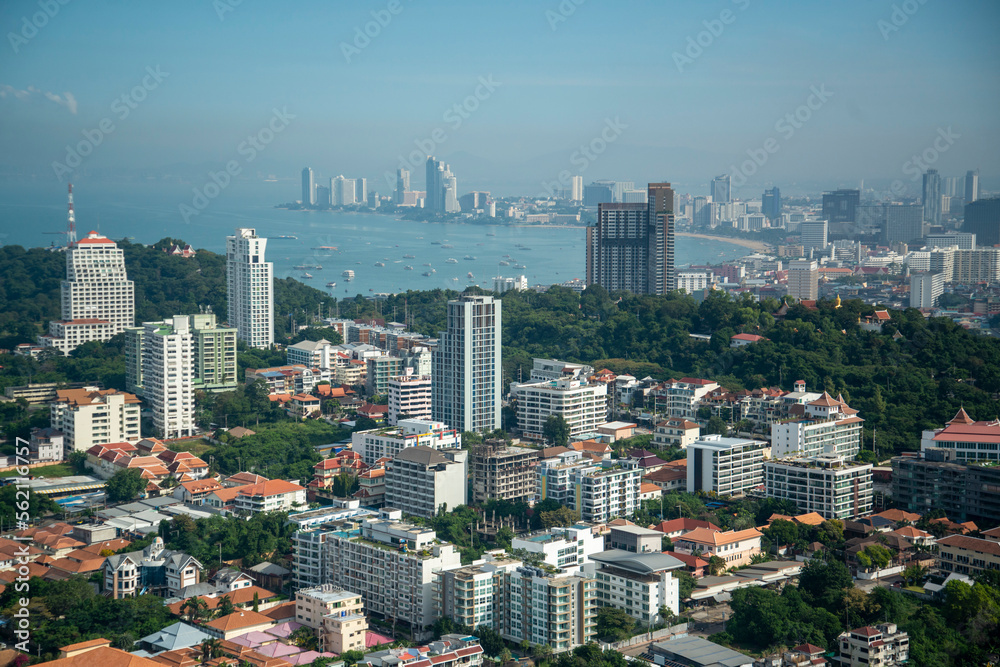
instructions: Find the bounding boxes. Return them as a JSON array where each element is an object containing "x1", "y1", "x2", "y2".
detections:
[{"x1": 0, "y1": 179, "x2": 749, "y2": 297}]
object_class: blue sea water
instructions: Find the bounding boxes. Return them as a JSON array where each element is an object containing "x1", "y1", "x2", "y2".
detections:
[{"x1": 0, "y1": 179, "x2": 748, "y2": 296}]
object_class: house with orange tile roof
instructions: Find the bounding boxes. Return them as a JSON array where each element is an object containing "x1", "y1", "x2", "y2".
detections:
[
  {"x1": 673, "y1": 527, "x2": 763, "y2": 569},
  {"x1": 639, "y1": 482, "x2": 662, "y2": 502},
  {"x1": 872, "y1": 508, "x2": 922, "y2": 524},
  {"x1": 233, "y1": 480, "x2": 307, "y2": 515},
  {"x1": 205, "y1": 485, "x2": 247, "y2": 511},
  {"x1": 57, "y1": 639, "x2": 113, "y2": 660},
  {"x1": 204, "y1": 609, "x2": 276, "y2": 640},
  {"x1": 224, "y1": 472, "x2": 269, "y2": 487},
  {"x1": 290, "y1": 393, "x2": 322, "y2": 418},
  {"x1": 650, "y1": 518, "x2": 721, "y2": 541},
  {"x1": 172, "y1": 478, "x2": 224, "y2": 504}
]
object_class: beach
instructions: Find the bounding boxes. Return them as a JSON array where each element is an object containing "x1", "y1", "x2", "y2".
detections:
[{"x1": 675, "y1": 232, "x2": 769, "y2": 253}]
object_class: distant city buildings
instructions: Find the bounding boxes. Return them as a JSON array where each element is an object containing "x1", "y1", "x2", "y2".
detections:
[
  {"x1": 966, "y1": 169, "x2": 980, "y2": 204},
  {"x1": 226, "y1": 228, "x2": 273, "y2": 349},
  {"x1": 910, "y1": 272, "x2": 944, "y2": 308},
  {"x1": 712, "y1": 174, "x2": 731, "y2": 204},
  {"x1": 964, "y1": 198, "x2": 1000, "y2": 248},
  {"x1": 821, "y1": 189, "x2": 860, "y2": 224},
  {"x1": 799, "y1": 219, "x2": 828, "y2": 250},
  {"x1": 787, "y1": 259, "x2": 819, "y2": 302},
  {"x1": 302, "y1": 167, "x2": 315, "y2": 205},
  {"x1": 425, "y1": 156, "x2": 460, "y2": 214},
  {"x1": 922, "y1": 169, "x2": 942, "y2": 224},
  {"x1": 432, "y1": 294, "x2": 501, "y2": 433},
  {"x1": 762, "y1": 187, "x2": 781, "y2": 221}
]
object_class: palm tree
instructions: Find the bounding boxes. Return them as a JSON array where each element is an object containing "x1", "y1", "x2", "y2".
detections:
[
  {"x1": 200, "y1": 638, "x2": 222, "y2": 661},
  {"x1": 182, "y1": 596, "x2": 209, "y2": 623}
]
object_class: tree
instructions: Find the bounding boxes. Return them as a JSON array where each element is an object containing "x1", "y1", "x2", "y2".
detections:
[
  {"x1": 902, "y1": 564, "x2": 929, "y2": 587},
  {"x1": 703, "y1": 416, "x2": 729, "y2": 436},
  {"x1": 105, "y1": 468, "x2": 146, "y2": 503},
  {"x1": 252, "y1": 590, "x2": 260, "y2": 612},
  {"x1": 340, "y1": 650, "x2": 366, "y2": 667},
  {"x1": 291, "y1": 625, "x2": 319, "y2": 651},
  {"x1": 799, "y1": 558, "x2": 853, "y2": 611},
  {"x1": 68, "y1": 450, "x2": 88, "y2": 474},
  {"x1": 708, "y1": 555, "x2": 726, "y2": 576},
  {"x1": 857, "y1": 544, "x2": 893, "y2": 571},
  {"x1": 474, "y1": 624, "x2": 505, "y2": 657},
  {"x1": 216, "y1": 595, "x2": 235, "y2": 618},
  {"x1": 675, "y1": 570, "x2": 696, "y2": 601},
  {"x1": 539, "y1": 506, "x2": 579, "y2": 529},
  {"x1": 596, "y1": 606, "x2": 636, "y2": 641},
  {"x1": 200, "y1": 638, "x2": 223, "y2": 662},
  {"x1": 542, "y1": 414, "x2": 570, "y2": 447},
  {"x1": 182, "y1": 596, "x2": 209, "y2": 623}
]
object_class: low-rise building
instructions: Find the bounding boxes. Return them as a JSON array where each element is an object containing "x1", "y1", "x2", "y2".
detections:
[
  {"x1": 384, "y1": 445, "x2": 467, "y2": 518},
  {"x1": 468, "y1": 439, "x2": 538, "y2": 504},
  {"x1": 295, "y1": 584, "x2": 368, "y2": 654},
  {"x1": 771, "y1": 392, "x2": 864, "y2": 459},
  {"x1": 607, "y1": 524, "x2": 664, "y2": 553},
  {"x1": 835, "y1": 623, "x2": 909, "y2": 666},
  {"x1": 352, "y1": 419, "x2": 461, "y2": 464},
  {"x1": 29, "y1": 427, "x2": 65, "y2": 462},
  {"x1": 233, "y1": 479, "x2": 307, "y2": 515},
  {"x1": 650, "y1": 518, "x2": 721, "y2": 542},
  {"x1": 653, "y1": 417, "x2": 700, "y2": 449},
  {"x1": 510, "y1": 523, "x2": 604, "y2": 573},
  {"x1": 584, "y1": 550, "x2": 683, "y2": 624},
  {"x1": 920, "y1": 407, "x2": 1000, "y2": 463},
  {"x1": 764, "y1": 455, "x2": 873, "y2": 520},
  {"x1": 103, "y1": 537, "x2": 201, "y2": 599},
  {"x1": 937, "y1": 534, "x2": 1000, "y2": 576},
  {"x1": 687, "y1": 435, "x2": 768, "y2": 497},
  {"x1": 650, "y1": 635, "x2": 753, "y2": 667},
  {"x1": 50, "y1": 387, "x2": 142, "y2": 453},
  {"x1": 510, "y1": 376, "x2": 608, "y2": 443},
  {"x1": 674, "y1": 528, "x2": 763, "y2": 569}
]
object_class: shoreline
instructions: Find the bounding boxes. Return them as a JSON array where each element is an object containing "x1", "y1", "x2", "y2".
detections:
[{"x1": 675, "y1": 232, "x2": 769, "y2": 253}]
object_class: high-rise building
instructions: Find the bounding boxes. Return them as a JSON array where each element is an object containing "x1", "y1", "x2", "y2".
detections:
[
  {"x1": 50, "y1": 387, "x2": 141, "y2": 453},
  {"x1": 771, "y1": 392, "x2": 863, "y2": 459},
  {"x1": 126, "y1": 312, "x2": 237, "y2": 397},
  {"x1": 302, "y1": 167, "x2": 315, "y2": 205},
  {"x1": 799, "y1": 219, "x2": 828, "y2": 250},
  {"x1": 38, "y1": 231, "x2": 136, "y2": 355},
  {"x1": 821, "y1": 189, "x2": 860, "y2": 223},
  {"x1": 762, "y1": 187, "x2": 781, "y2": 221},
  {"x1": 966, "y1": 169, "x2": 980, "y2": 204},
  {"x1": 314, "y1": 185, "x2": 331, "y2": 206},
  {"x1": 910, "y1": 272, "x2": 944, "y2": 308},
  {"x1": 226, "y1": 228, "x2": 273, "y2": 349},
  {"x1": 425, "y1": 156, "x2": 460, "y2": 214},
  {"x1": 883, "y1": 204, "x2": 925, "y2": 245},
  {"x1": 712, "y1": 174, "x2": 731, "y2": 204},
  {"x1": 432, "y1": 294, "x2": 501, "y2": 433},
  {"x1": 692, "y1": 196, "x2": 710, "y2": 227},
  {"x1": 387, "y1": 374, "x2": 433, "y2": 425},
  {"x1": 922, "y1": 169, "x2": 942, "y2": 223},
  {"x1": 570, "y1": 175, "x2": 583, "y2": 202},
  {"x1": 925, "y1": 232, "x2": 976, "y2": 250},
  {"x1": 686, "y1": 435, "x2": 768, "y2": 496},
  {"x1": 332, "y1": 175, "x2": 356, "y2": 206},
  {"x1": 137, "y1": 316, "x2": 196, "y2": 439},
  {"x1": 586, "y1": 182, "x2": 675, "y2": 295},
  {"x1": 787, "y1": 259, "x2": 818, "y2": 302},
  {"x1": 395, "y1": 168, "x2": 410, "y2": 205},
  {"x1": 764, "y1": 455, "x2": 873, "y2": 520},
  {"x1": 510, "y1": 377, "x2": 608, "y2": 443},
  {"x1": 964, "y1": 198, "x2": 1000, "y2": 248},
  {"x1": 354, "y1": 178, "x2": 367, "y2": 205},
  {"x1": 383, "y1": 446, "x2": 467, "y2": 518},
  {"x1": 469, "y1": 439, "x2": 539, "y2": 504}
]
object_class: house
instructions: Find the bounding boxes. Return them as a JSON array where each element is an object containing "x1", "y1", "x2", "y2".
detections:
[
  {"x1": 103, "y1": 537, "x2": 201, "y2": 599},
  {"x1": 204, "y1": 609, "x2": 276, "y2": 640},
  {"x1": 225, "y1": 426, "x2": 256, "y2": 439},
  {"x1": 205, "y1": 485, "x2": 246, "y2": 511},
  {"x1": 212, "y1": 566, "x2": 255, "y2": 592},
  {"x1": 223, "y1": 471, "x2": 269, "y2": 487},
  {"x1": 597, "y1": 421, "x2": 637, "y2": 442},
  {"x1": 139, "y1": 621, "x2": 212, "y2": 654},
  {"x1": 626, "y1": 448, "x2": 669, "y2": 473},
  {"x1": 674, "y1": 528, "x2": 763, "y2": 569},
  {"x1": 291, "y1": 393, "x2": 322, "y2": 418},
  {"x1": 653, "y1": 417, "x2": 700, "y2": 449},
  {"x1": 643, "y1": 461, "x2": 688, "y2": 494},
  {"x1": 173, "y1": 479, "x2": 224, "y2": 505},
  {"x1": 730, "y1": 333, "x2": 767, "y2": 348},
  {"x1": 668, "y1": 551, "x2": 708, "y2": 578},
  {"x1": 233, "y1": 479, "x2": 307, "y2": 515},
  {"x1": 651, "y1": 518, "x2": 721, "y2": 541},
  {"x1": 640, "y1": 483, "x2": 663, "y2": 502},
  {"x1": 53, "y1": 644, "x2": 164, "y2": 667},
  {"x1": 836, "y1": 623, "x2": 909, "y2": 666}
]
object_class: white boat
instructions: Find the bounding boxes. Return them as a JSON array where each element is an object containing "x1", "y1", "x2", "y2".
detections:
[
  {"x1": 326, "y1": 282, "x2": 337, "y2": 288},
  {"x1": 301, "y1": 273, "x2": 313, "y2": 279},
  {"x1": 342, "y1": 270, "x2": 355, "y2": 281},
  {"x1": 404, "y1": 265, "x2": 414, "y2": 270},
  {"x1": 515, "y1": 264, "x2": 526, "y2": 269},
  {"x1": 403, "y1": 254, "x2": 415, "y2": 259},
  {"x1": 464, "y1": 255, "x2": 476, "y2": 260},
  {"x1": 467, "y1": 272, "x2": 474, "y2": 279},
  {"x1": 499, "y1": 260, "x2": 510, "y2": 266},
  {"x1": 375, "y1": 262, "x2": 385, "y2": 267},
  {"x1": 446, "y1": 258, "x2": 458, "y2": 264}
]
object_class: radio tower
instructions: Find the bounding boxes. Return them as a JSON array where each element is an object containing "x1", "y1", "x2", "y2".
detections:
[{"x1": 66, "y1": 183, "x2": 77, "y2": 246}]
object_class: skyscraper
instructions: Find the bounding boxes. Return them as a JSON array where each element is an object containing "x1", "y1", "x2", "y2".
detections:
[
  {"x1": 923, "y1": 169, "x2": 942, "y2": 224},
  {"x1": 395, "y1": 168, "x2": 410, "y2": 204},
  {"x1": 332, "y1": 176, "x2": 356, "y2": 206},
  {"x1": 38, "y1": 230, "x2": 136, "y2": 355},
  {"x1": 570, "y1": 175, "x2": 583, "y2": 202},
  {"x1": 226, "y1": 228, "x2": 273, "y2": 349},
  {"x1": 762, "y1": 187, "x2": 781, "y2": 221},
  {"x1": 966, "y1": 169, "x2": 980, "y2": 204},
  {"x1": 425, "y1": 156, "x2": 460, "y2": 214},
  {"x1": 787, "y1": 260, "x2": 818, "y2": 302},
  {"x1": 883, "y1": 204, "x2": 925, "y2": 245},
  {"x1": 139, "y1": 316, "x2": 196, "y2": 439},
  {"x1": 712, "y1": 175, "x2": 731, "y2": 204},
  {"x1": 965, "y1": 198, "x2": 1000, "y2": 248},
  {"x1": 586, "y1": 182, "x2": 675, "y2": 295},
  {"x1": 354, "y1": 178, "x2": 367, "y2": 204},
  {"x1": 432, "y1": 294, "x2": 501, "y2": 434},
  {"x1": 302, "y1": 167, "x2": 315, "y2": 206},
  {"x1": 821, "y1": 189, "x2": 860, "y2": 223},
  {"x1": 799, "y1": 220, "x2": 828, "y2": 250}
]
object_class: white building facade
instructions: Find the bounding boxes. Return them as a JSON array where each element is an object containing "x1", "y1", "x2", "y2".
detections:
[{"x1": 226, "y1": 228, "x2": 273, "y2": 349}]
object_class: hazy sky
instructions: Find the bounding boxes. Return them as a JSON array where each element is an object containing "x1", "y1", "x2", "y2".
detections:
[{"x1": 1, "y1": 0, "x2": 998, "y2": 197}]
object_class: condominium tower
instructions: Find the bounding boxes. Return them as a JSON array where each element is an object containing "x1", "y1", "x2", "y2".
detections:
[{"x1": 226, "y1": 228, "x2": 273, "y2": 349}]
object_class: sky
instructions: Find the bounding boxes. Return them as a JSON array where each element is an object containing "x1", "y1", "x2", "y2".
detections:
[{"x1": 1, "y1": 0, "x2": 998, "y2": 198}]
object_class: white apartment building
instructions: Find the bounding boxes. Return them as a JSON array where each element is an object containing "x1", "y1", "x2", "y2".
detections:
[
  {"x1": 653, "y1": 417, "x2": 700, "y2": 449},
  {"x1": 432, "y1": 295, "x2": 501, "y2": 433},
  {"x1": 435, "y1": 558, "x2": 522, "y2": 629},
  {"x1": 787, "y1": 259, "x2": 819, "y2": 302},
  {"x1": 387, "y1": 374, "x2": 433, "y2": 425},
  {"x1": 383, "y1": 446, "x2": 468, "y2": 518},
  {"x1": 233, "y1": 479, "x2": 307, "y2": 515},
  {"x1": 510, "y1": 523, "x2": 605, "y2": 573},
  {"x1": 493, "y1": 275, "x2": 528, "y2": 293},
  {"x1": 139, "y1": 316, "x2": 196, "y2": 439},
  {"x1": 286, "y1": 338, "x2": 336, "y2": 368},
  {"x1": 322, "y1": 510, "x2": 462, "y2": 638},
  {"x1": 764, "y1": 455, "x2": 873, "y2": 520},
  {"x1": 352, "y1": 419, "x2": 461, "y2": 464},
  {"x1": 771, "y1": 392, "x2": 864, "y2": 459},
  {"x1": 38, "y1": 231, "x2": 135, "y2": 354},
  {"x1": 686, "y1": 435, "x2": 769, "y2": 497},
  {"x1": 910, "y1": 272, "x2": 944, "y2": 308},
  {"x1": 537, "y1": 453, "x2": 642, "y2": 523},
  {"x1": 510, "y1": 377, "x2": 608, "y2": 443},
  {"x1": 502, "y1": 565, "x2": 596, "y2": 652},
  {"x1": 660, "y1": 377, "x2": 719, "y2": 420},
  {"x1": 676, "y1": 271, "x2": 713, "y2": 294},
  {"x1": 836, "y1": 623, "x2": 909, "y2": 666},
  {"x1": 227, "y1": 228, "x2": 273, "y2": 349},
  {"x1": 50, "y1": 387, "x2": 141, "y2": 453},
  {"x1": 584, "y1": 550, "x2": 683, "y2": 624},
  {"x1": 529, "y1": 359, "x2": 594, "y2": 382},
  {"x1": 294, "y1": 585, "x2": 368, "y2": 655}
]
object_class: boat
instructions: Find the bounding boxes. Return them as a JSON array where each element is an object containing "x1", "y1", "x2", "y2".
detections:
[
  {"x1": 464, "y1": 255, "x2": 476, "y2": 260},
  {"x1": 487, "y1": 232, "x2": 496, "y2": 237},
  {"x1": 326, "y1": 282, "x2": 337, "y2": 288},
  {"x1": 375, "y1": 262, "x2": 385, "y2": 267},
  {"x1": 467, "y1": 272, "x2": 474, "y2": 279},
  {"x1": 441, "y1": 244, "x2": 454, "y2": 249},
  {"x1": 515, "y1": 264, "x2": 526, "y2": 269},
  {"x1": 423, "y1": 263, "x2": 432, "y2": 267},
  {"x1": 274, "y1": 235, "x2": 298, "y2": 240},
  {"x1": 312, "y1": 246, "x2": 338, "y2": 250},
  {"x1": 446, "y1": 258, "x2": 458, "y2": 264},
  {"x1": 342, "y1": 270, "x2": 355, "y2": 281},
  {"x1": 301, "y1": 273, "x2": 313, "y2": 279},
  {"x1": 431, "y1": 241, "x2": 442, "y2": 245},
  {"x1": 422, "y1": 271, "x2": 433, "y2": 276},
  {"x1": 403, "y1": 254, "x2": 415, "y2": 259},
  {"x1": 451, "y1": 277, "x2": 459, "y2": 281},
  {"x1": 499, "y1": 260, "x2": 510, "y2": 266},
  {"x1": 404, "y1": 265, "x2": 414, "y2": 270},
  {"x1": 294, "y1": 264, "x2": 322, "y2": 270}
]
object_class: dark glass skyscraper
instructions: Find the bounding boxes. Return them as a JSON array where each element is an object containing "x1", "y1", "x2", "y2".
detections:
[
  {"x1": 821, "y1": 189, "x2": 860, "y2": 223},
  {"x1": 762, "y1": 187, "x2": 782, "y2": 221},
  {"x1": 922, "y1": 169, "x2": 942, "y2": 224}
]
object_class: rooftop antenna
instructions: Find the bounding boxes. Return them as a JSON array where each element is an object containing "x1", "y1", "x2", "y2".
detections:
[{"x1": 66, "y1": 183, "x2": 77, "y2": 246}]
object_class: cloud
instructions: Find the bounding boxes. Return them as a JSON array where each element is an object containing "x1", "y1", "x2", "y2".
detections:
[{"x1": 0, "y1": 85, "x2": 77, "y2": 114}]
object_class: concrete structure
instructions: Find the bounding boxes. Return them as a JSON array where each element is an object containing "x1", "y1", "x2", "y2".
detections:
[
  {"x1": 910, "y1": 272, "x2": 944, "y2": 308},
  {"x1": 510, "y1": 523, "x2": 605, "y2": 573},
  {"x1": 923, "y1": 169, "x2": 942, "y2": 224},
  {"x1": 50, "y1": 387, "x2": 141, "y2": 453},
  {"x1": 432, "y1": 294, "x2": 501, "y2": 433},
  {"x1": 352, "y1": 419, "x2": 461, "y2": 464},
  {"x1": 674, "y1": 527, "x2": 763, "y2": 569},
  {"x1": 787, "y1": 259, "x2": 819, "y2": 302},
  {"x1": 937, "y1": 535, "x2": 1000, "y2": 576},
  {"x1": 771, "y1": 392, "x2": 863, "y2": 459},
  {"x1": 659, "y1": 378, "x2": 719, "y2": 420},
  {"x1": 295, "y1": 585, "x2": 367, "y2": 654},
  {"x1": 302, "y1": 167, "x2": 316, "y2": 205},
  {"x1": 232, "y1": 480, "x2": 306, "y2": 515},
  {"x1": 387, "y1": 374, "x2": 433, "y2": 425},
  {"x1": 764, "y1": 455, "x2": 873, "y2": 520},
  {"x1": 226, "y1": 228, "x2": 273, "y2": 349},
  {"x1": 584, "y1": 550, "x2": 682, "y2": 624},
  {"x1": 537, "y1": 453, "x2": 643, "y2": 522},
  {"x1": 322, "y1": 510, "x2": 462, "y2": 638},
  {"x1": 502, "y1": 565, "x2": 596, "y2": 651},
  {"x1": 29, "y1": 427, "x2": 65, "y2": 462},
  {"x1": 799, "y1": 220, "x2": 828, "y2": 250},
  {"x1": 650, "y1": 635, "x2": 752, "y2": 667},
  {"x1": 510, "y1": 377, "x2": 608, "y2": 442},
  {"x1": 435, "y1": 558, "x2": 522, "y2": 630},
  {"x1": 607, "y1": 524, "x2": 663, "y2": 554},
  {"x1": 822, "y1": 189, "x2": 860, "y2": 224},
  {"x1": 686, "y1": 435, "x2": 768, "y2": 497},
  {"x1": 103, "y1": 537, "x2": 201, "y2": 599},
  {"x1": 287, "y1": 338, "x2": 337, "y2": 369},
  {"x1": 836, "y1": 623, "x2": 909, "y2": 666},
  {"x1": 131, "y1": 316, "x2": 196, "y2": 439},
  {"x1": 964, "y1": 198, "x2": 1000, "y2": 248},
  {"x1": 384, "y1": 445, "x2": 467, "y2": 518},
  {"x1": 893, "y1": 447, "x2": 1000, "y2": 523},
  {"x1": 38, "y1": 231, "x2": 135, "y2": 355},
  {"x1": 653, "y1": 417, "x2": 700, "y2": 449},
  {"x1": 586, "y1": 182, "x2": 676, "y2": 294},
  {"x1": 468, "y1": 439, "x2": 539, "y2": 504},
  {"x1": 920, "y1": 408, "x2": 1000, "y2": 463}
]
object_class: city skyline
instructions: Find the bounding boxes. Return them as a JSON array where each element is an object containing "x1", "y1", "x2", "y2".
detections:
[{"x1": 0, "y1": 1, "x2": 997, "y2": 198}]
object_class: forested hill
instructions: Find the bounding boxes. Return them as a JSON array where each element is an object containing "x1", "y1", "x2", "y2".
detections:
[{"x1": 1, "y1": 238, "x2": 998, "y2": 456}]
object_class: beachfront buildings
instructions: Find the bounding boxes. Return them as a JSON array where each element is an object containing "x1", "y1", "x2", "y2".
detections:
[
  {"x1": 432, "y1": 294, "x2": 502, "y2": 433},
  {"x1": 38, "y1": 231, "x2": 135, "y2": 355},
  {"x1": 226, "y1": 228, "x2": 273, "y2": 349},
  {"x1": 764, "y1": 455, "x2": 874, "y2": 520},
  {"x1": 686, "y1": 435, "x2": 769, "y2": 497}
]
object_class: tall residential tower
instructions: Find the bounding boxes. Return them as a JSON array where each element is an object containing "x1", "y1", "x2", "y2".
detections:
[{"x1": 226, "y1": 228, "x2": 273, "y2": 349}]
